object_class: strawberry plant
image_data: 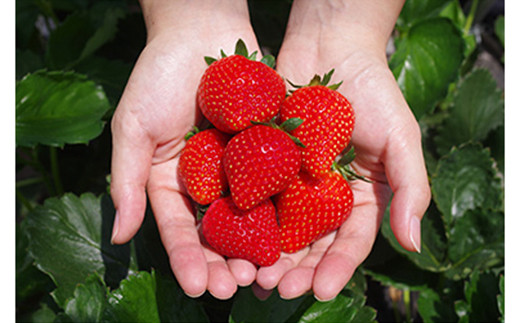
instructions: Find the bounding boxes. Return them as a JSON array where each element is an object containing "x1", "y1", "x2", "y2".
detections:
[{"x1": 16, "y1": 0, "x2": 504, "y2": 322}]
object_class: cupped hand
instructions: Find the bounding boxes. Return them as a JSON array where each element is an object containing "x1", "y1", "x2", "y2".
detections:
[
  {"x1": 110, "y1": 2, "x2": 260, "y2": 299},
  {"x1": 256, "y1": 17, "x2": 431, "y2": 301}
]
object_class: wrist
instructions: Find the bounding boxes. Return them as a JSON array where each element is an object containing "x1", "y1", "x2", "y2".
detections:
[
  {"x1": 139, "y1": 0, "x2": 252, "y2": 43},
  {"x1": 285, "y1": 0, "x2": 404, "y2": 56}
]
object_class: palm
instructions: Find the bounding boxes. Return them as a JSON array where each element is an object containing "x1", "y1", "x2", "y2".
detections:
[
  {"x1": 111, "y1": 30, "x2": 261, "y2": 299},
  {"x1": 255, "y1": 43, "x2": 428, "y2": 300}
]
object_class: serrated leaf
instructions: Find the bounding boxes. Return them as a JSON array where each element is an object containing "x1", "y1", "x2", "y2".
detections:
[
  {"x1": 64, "y1": 273, "x2": 107, "y2": 322},
  {"x1": 298, "y1": 290, "x2": 376, "y2": 323},
  {"x1": 431, "y1": 144, "x2": 503, "y2": 227},
  {"x1": 455, "y1": 270, "x2": 502, "y2": 322},
  {"x1": 445, "y1": 209, "x2": 504, "y2": 280},
  {"x1": 104, "y1": 271, "x2": 208, "y2": 323},
  {"x1": 416, "y1": 285, "x2": 459, "y2": 322},
  {"x1": 435, "y1": 69, "x2": 504, "y2": 155},
  {"x1": 390, "y1": 18, "x2": 464, "y2": 119},
  {"x1": 380, "y1": 203, "x2": 448, "y2": 273},
  {"x1": 104, "y1": 271, "x2": 160, "y2": 322},
  {"x1": 16, "y1": 70, "x2": 111, "y2": 148},
  {"x1": 25, "y1": 193, "x2": 132, "y2": 307},
  {"x1": 397, "y1": 0, "x2": 452, "y2": 30}
]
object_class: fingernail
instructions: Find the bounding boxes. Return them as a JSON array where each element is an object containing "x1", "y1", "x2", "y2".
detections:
[
  {"x1": 409, "y1": 215, "x2": 421, "y2": 253},
  {"x1": 111, "y1": 211, "x2": 120, "y2": 245}
]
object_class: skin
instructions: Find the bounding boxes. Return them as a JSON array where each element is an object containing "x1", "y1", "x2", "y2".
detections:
[{"x1": 110, "y1": 0, "x2": 431, "y2": 301}]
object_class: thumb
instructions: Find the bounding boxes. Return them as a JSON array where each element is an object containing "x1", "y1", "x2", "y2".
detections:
[
  {"x1": 110, "y1": 109, "x2": 153, "y2": 244},
  {"x1": 385, "y1": 123, "x2": 431, "y2": 253}
]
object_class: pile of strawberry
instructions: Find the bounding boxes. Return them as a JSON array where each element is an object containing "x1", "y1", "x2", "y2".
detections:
[{"x1": 178, "y1": 40, "x2": 359, "y2": 267}]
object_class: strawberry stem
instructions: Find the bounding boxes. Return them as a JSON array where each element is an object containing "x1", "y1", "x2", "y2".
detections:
[
  {"x1": 333, "y1": 146, "x2": 372, "y2": 182},
  {"x1": 287, "y1": 69, "x2": 343, "y2": 92},
  {"x1": 250, "y1": 118, "x2": 306, "y2": 148},
  {"x1": 184, "y1": 126, "x2": 200, "y2": 141}
]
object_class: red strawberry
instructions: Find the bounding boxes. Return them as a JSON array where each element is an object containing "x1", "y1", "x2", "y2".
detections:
[
  {"x1": 202, "y1": 196, "x2": 281, "y2": 266},
  {"x1": 178, "y1": 128, "x2": 229, "y2": 205},
  {"x1": 224, "y1": 123, "x2": 302, "y2": 210},
  {"x1": 280, "y1": 70, "x2": 355, "y2": 178},
  {"x1": 275, "y1": 171, "x2": 354, "y2": 253},
  {"x1": 197, "y1": 40, "x2": 286, "y2": 134}
]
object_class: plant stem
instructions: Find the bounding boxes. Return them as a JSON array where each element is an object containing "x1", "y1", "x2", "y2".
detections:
[
  {"x1": 16, "y1": 176, "x2": 45, "y2": 188},
  {"x1": 464, "y1": 0, "x2": 479, "y2": 35},
  {"x1": 404, "y1": 288, "x2": 412, "y2": 323},
  {"x1": 16, "y1": 188, "x2": 34, "y2": 213},
  {"x1": 50, "y1": 147, "x2": 64, "y2": 196}
]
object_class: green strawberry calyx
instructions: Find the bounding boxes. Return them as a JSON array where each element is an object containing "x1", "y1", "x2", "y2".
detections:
[
  {"x1": 250, "y1": 118, "x2": 306, "y2": 148},
  {"x1": 287, "y1": 69, "x2": 343, "y2": 93},
  {"x1": 332, "y1": 146, "x2": 372, "y2": 182},
  {"x1": 204, "y1": 39, "x2": 276, "y2": 69}
]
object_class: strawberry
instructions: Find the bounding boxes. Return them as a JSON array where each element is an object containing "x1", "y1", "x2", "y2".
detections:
[
  {"x1": 197, "y1": 40, "x2": 286, "y2": 134},
  {"x1": 223, "y1": 121, "x2": 302, "y2": 210},
  {"x1": 275, "y1": 170, "x2": 354, "y2": 253},
  {"x1": 280, "y1": 70, "x2": 355, "y2": 178},
  {"x1": 202, "y1": 196, "x2": 281, "y2": 266},
  {"x1": 178, "y1": 128, "x2": 229, "y2": 205}
]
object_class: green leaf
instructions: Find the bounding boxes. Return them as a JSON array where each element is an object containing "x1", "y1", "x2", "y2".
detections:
[
  {"x1": 234, "y1": 39, "x2": 249, "y2": 58},
  {"x1": 397, "y1": 0, "x2": 452, "y2": 30},
  {"x1": 435, "y1": 69, "x2": 504, "y2": 155},
  {"x1": 260, "y1": 55, "x2": 276, "y2": 69},
  {"x1": 46, "y1": 4, "x2": 126, "y2": 69},
  {"x1": 390, "y1": 18, "x2": 464, "y2": 119},
  {"x1": 298, "y1": 290, "x2": 376, "y2": 323},
  {"x1": 104, "y1": 271, "x2": 160, "y2": 322},
  {"x1": 495, "y1": 15, "x2": 504, "y2": 48},
  {"x1": 380, "y1": 203, "x2": 448, "y2": 273},
  {"x1": 455, "y1": 270, "x2": 502, "y2": 322},
  {"x1": 416, "y1": 284, "x2": 459, "y2": 322},
  {"x1": 445, "y1": 209, "x2": 504, "y2": 280},
  {"x1": 154, "y1": 273, "x2": 209, "y2": 323},
  {"x1": 16, "y1": 70, "x2": 111, "y2": 148},
  {"x1": 431, "y1": 144, "x2": 503, "y2": 227},
  {"x1": 104, "y1": 271, "x2": 208, "y2": 323},
  {"x1": 280, "y1": 117, "x2": 303, "y2": 132},
  {"x1": 230, "y1": 287, "x2": 308, "y2": 323},
  {"x1": 25, "y1": 193, "x2": 132, "y2": 307},
  {"x1": 498, "y1": 274, "x2": 504, "y2": 322},
  {"x1": 64, "y1": 273, "x2": 108, "y2": 322}
]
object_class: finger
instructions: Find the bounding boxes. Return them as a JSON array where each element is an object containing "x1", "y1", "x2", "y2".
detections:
[
  {"x1": 227, "y1": 258, "x2": 257, "y2": 287},
  {"x1": 312, "y1": 196, "x2": 382, "y2": 301},
  {"x1": 110, "y1": 109, "x2": 153, "y2": 244},
  {"x1": 277, "y1": 234, "x2": 336, "y2": 299},
  {"x1": 251, "y1": 282, "x2": 273, "y2": 300},
  {"x1": 205, "y1": 254, "x2": 239, "y2": 300},
  {"x1": 148, "y1": 169, "x2": 209, "y2": 298},
  {"x1": 256, "y1": 248, "x2": 309, "y2": 290},
  {"x1": 384, "y1": 121, "x2": 431, "y2": 253}
]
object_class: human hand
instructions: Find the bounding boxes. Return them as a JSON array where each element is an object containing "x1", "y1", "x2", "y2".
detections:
[
  {"x1": 255, "y1": 0, "x2": 431, "y2": 301},
  {"x1": 109, "y1": 0, "x2": 261, "y2": 299}
]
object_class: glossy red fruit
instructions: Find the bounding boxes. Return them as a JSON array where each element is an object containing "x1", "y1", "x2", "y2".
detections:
[
  {"x1": 202, "y1": 196, "x2": 281, "y2": 266},
  {"x1": 197, "y1": 54, "x2": 286, "y2": 134},
  {"x1": 275, "y1": 171, "x2": 354, "y2": 253},
  {"x1": 281, "y1": 82, "x2": 354, "y2": 179},
  {"x1": 178, "y1": 129, "x2": 229, "y2": 205},
  {"x1": 224, "y1": 125, "x2": 301, "y2": 210}
]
